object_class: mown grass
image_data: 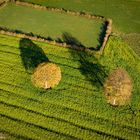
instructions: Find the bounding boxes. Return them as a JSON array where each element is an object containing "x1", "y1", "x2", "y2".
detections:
[
  {"x1": 20, "y1": 0, "x2": 140, "y2": 34},
  {"x1": 0, "y1": 3, "x2": 104, "y2": 49},
  {"x1": 20, "y1": 0, "x2": 140, "y2": 56},
  {"x1": 0, "y1": 34, "x2": 140, "y2": 139}
]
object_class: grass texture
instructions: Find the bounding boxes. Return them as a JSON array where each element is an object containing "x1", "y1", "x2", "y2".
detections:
[
  {"x1": 20, "y1": 0, "x2": 140, "y2": 33},
  {"x1": 19, "y1": 0, "x2": 140, "y2": 56},
  {"x1": 0, "y1": 34, "x2": 140, "y2": 139},
  {"x1": 0, "y1": 3, "x2": 104, "y2": 49}
]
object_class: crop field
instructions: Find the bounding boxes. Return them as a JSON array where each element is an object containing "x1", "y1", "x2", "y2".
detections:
[
  {"x1": 20, "y1": 0, "x2": 140, "y2": 56},
  {"x1": 0, "y1": 34, "x2": 140, "y2": 139},
  {"x1": 0, "y1": 3, "x2": 104, "y2": 49}
]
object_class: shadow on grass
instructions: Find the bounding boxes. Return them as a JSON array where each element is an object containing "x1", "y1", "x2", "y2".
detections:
[
  {"x1": 62, "y1": 32, "x2": 107, "y2": 88},
  {"x1": 62, "y1": 32, "x2": 85, "y2": 48},
  {"x1": 19, "y1": 38, "x2": 49, "y2": 72},
  {"x1": 97, "y1": 22, "x2": 107, "y2": 50},
  {"x1": 88, "y1": 22, "x2": 107, "y2": 51}
]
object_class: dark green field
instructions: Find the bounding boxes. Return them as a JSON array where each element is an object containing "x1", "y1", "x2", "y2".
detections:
[
  {"x1": 21, "y1": 0, "x2": 140, "y2": 55},
  {"x1": 21, "y1": 0, "x2": 140, "y2": 33},
  {"x1": 0, "y1": 3, "x2": 104, "y2": 49}
]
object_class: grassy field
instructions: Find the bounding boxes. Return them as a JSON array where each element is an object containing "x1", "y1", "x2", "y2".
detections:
[
  {"x1": 20, "y1": 0, "x2": 140, "y2": 56},
  {"x1": 0, "y1": 34, "x2": 140, "y2": 139},
  {"x1": 0, "y1": 3, "x2": 104, "y2": 49},
  {"x1": 0, "y1": 1, "x2": 140, "y2": 139},
  {"x1": 20, "y1": 0, "x2": 140, "y2": 33}
]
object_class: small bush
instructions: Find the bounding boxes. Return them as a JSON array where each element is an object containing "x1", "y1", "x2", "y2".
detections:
[
  {"x1": 32, "y1": 62, "x2": 61, "y2": 89},
  {"x1": 104, "y1": 68, "x2": 132, "y2": 106}
]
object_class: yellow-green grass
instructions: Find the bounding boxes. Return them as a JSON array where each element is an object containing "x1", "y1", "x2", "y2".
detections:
[
  {"x1": 0, "y1": 3, "x2": 104, "y2": 49},
  {"x1": 0, "y1": 34, "x2": 140, "y2": 139}
]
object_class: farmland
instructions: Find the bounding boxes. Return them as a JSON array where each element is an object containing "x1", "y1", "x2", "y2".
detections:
[
  {"x1": 20, "y1": 0, "x2": 140, "y2": 55},
  {"x1": 20, "y1": 0, "x2": 140, "y2": 33},
  {"x1": 0, "y1": 3, "x2": 104, "y2": 49},
  {"x1": 0, "y1": 34, "x2": 140, "y2": 139},
  {"x1": 0, "y1": 0, "x2": 140, "y2": 139}
]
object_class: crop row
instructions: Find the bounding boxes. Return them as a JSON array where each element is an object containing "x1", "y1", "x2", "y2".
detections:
[
  {"x1": 0, "y1": 89, "x2": 139, "y2": 140},
  {"x1": 0, "y1": 35, "x2": 139, "y2": 125},
  {"x1": 0, "y1": 34, "x2": 140, "y2": 139}
]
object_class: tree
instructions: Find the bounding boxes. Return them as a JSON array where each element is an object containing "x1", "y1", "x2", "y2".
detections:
[
  {"x1": 104, "y1": 68, "x2": 132, "y2": 106},
  {"x1": 32, "y1": 62, "x2": 61, "y2": 89}
]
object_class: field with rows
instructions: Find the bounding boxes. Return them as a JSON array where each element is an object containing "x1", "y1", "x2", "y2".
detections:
[
  {"x1": 0, "y1": 3, "x2": 104, "y2": 49},
  {"x1": 0, "y1": 0, "x2": 140, "y2": 139},
  {"x1": 0, "y1": 34, "x2": 140, "y2": 139}
]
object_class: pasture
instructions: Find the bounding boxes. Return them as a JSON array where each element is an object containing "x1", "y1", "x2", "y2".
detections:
[
  {"x1": 0, "y1": 34, "x2": 140, "y2": 139},
  {"x1": 20, "y1": 0, "x2": 140, "y2": 33},
  {"x1": 0, "y1": 3, "x2": 104, "y2": 49},
  {"x1": 20, "y1": 0, "x2": 140, "y2": 56}
]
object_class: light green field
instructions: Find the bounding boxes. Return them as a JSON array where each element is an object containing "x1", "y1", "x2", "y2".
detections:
[
  {"x1": 0, "y1": 34, "x2": 140, "y2": 139},
  {"x1": 0, "y1": 3, "x2": 104, "y2": 49}
]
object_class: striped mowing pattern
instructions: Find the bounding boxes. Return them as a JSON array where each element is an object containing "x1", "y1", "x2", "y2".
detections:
[{"x1": 0, "y1": 34, "x2": 140, "y2": 139}]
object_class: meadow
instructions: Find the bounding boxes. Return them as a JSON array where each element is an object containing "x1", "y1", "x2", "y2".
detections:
[
  {"x1": 20, "y1": 0, "x2": 140, "y2": 55},
  {"x1": 0, "y1": 34, "x2": 140, "y2": 139},
  {"x1": 0, "y1": 3, "x2": 104, "y2": 49},
  {"x1": 20, "y1": 0, "x2": 140, "y2": 33}
]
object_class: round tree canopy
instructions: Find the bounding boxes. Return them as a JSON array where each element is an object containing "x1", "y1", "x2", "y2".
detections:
[
  {"x1": 104, "y1": 68, "x2": 132, "y2": 106},
  {"x1": 32, "y1": 62, "x2": 61, "y2": 89}
]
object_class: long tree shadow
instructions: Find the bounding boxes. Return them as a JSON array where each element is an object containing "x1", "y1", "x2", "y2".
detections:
[
  {"x1": 62, "y1": 32, "x2": 85, "y2": 48},
  {"x1": 19, "y1": 38, "x2": 49, "y2": 72},
  {"x1": 62, "y1": 32, "x2": 107, "y2": 88}
]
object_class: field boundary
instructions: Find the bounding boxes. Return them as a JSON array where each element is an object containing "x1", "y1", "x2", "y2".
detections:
[{"x1": 0, "y1": 0, "x2": 112, "y2": 54}]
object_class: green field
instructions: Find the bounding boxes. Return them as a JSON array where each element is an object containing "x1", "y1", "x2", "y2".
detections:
[
  {"x1": 0, "y1": 34, "x2": 140, "y2": 139},
  {"x1": 0, "y1": 3, "x2": 104, "y2": 49},
  {"x1": 20, "y1": 0, "x2": 140, "y2": 55},
  {"x1": 21, "y1": 0, "x2": 140, "y2": 33},
  {"x1": 0, "y1": 0, "x2": 140, "y2": 139}
]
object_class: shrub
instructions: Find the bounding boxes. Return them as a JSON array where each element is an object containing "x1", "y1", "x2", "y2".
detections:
[
  {"x1": 32, "y1": 62, "x2": 61, "y2": 89},
  {"x1": 104, "y1": 68, "x2": 132, "y2": 106}
]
